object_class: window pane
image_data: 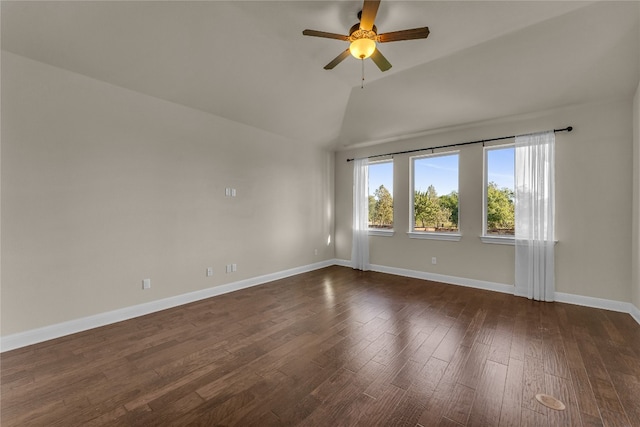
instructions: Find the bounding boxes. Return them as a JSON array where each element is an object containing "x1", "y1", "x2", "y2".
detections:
[
  {"x1": 412, "y1": 153, "x2": 459, "y2": 232},
  {"x1": 368, "y1": 161, "x2": 393, "y2": 229},
  {"x1": 486, "y1": 146, "x2": 515, "y2": 235}
]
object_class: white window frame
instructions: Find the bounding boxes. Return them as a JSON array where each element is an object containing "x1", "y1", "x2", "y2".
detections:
[
  {"x1": 481, "y1": 143, "x2": 515, "y2": 245},
  {"x1": 408, "y1": 151, "x2": 461, "y2": 241},
  {"x1": 368, "y1": 159, "x2": 394, "y2": 237}
]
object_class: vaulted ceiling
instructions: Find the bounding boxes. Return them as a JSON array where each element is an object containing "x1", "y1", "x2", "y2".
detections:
[{"x1": 2, "y1": 1, "x2": 639, "y2": 149}]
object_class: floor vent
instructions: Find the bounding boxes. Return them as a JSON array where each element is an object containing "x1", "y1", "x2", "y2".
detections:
[{"x1": 535, "y1": 393, "x2": 566, "y2": 410}]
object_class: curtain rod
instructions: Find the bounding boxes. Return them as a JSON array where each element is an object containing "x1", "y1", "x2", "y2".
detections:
[{"x1": 346, "y1": 126, "x2": 573, "y2": 162}]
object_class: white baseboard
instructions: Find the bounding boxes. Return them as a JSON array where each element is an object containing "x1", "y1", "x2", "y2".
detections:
[
  {"x1": 369, "y1": 263, "x2": 515, "y2": 295},
  {"x1": 334, "y1": 259, "x2": 513, "y2": 295},
  {"x1": 333, "y1": 259, "x2": 352, "y2": 268},
  {"x1": 554, "y1": 292, "x2": 634, "y2": 314},
  {"x1": 3, "y1": 259, "x2": 639, "y2": 352},
  {"x1": 630, "y1": 303, "x2": 640, "y2": 324},
  {"x1": 333, "y1": 259, "x2": 513, "y2": 294},
  {"x1": 0, "y1": 260, "x2": 335, "y2": 353},
  {"x1": 337, "y1": 259, "x2": 640, "y2": 326}
]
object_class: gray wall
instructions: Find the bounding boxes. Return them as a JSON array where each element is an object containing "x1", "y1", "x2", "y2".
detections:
[
  {"x1": 1, "y1": 52, "x2": 335, "y2": 336},
  {"x1": 633, "y1": 81, "x2": 640, "y2": 310},
  {"x1": 336, "y1": 98, "x2": 634, "y2": 303}
]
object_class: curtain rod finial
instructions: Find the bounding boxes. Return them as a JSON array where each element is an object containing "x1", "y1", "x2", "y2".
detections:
[{"x1": 567, "y1": 126, "x2": 573, "y2": 132}]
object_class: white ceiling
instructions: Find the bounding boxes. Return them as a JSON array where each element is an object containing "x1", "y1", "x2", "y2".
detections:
[{"x1": 2, "y1": 1, "x2": 639, "y2": 149}]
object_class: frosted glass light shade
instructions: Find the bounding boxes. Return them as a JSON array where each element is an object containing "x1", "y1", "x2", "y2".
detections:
[{"x1": 349, "y1": 38, "x2": 376, "y2": 59}]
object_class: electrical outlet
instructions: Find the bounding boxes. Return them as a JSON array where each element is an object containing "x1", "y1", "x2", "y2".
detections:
[
  {"x1": 206, "y1": 268, "x2": 213, "y2": 277},
  {"x1": 226, "y1": 264, "x2": 231, "y2": 273},
  {"x1": 314, "y1": 248, "x2": 318, "y2": 256},
  {"x1": 232, "y1": 263, "x2": 237, "y2": 272},
  {"x1": 142, "y1": 278, "x2": 151, "y2": 289},
  {"x1": 431, "y1": 257, "x2": 437, "y2": 265}
]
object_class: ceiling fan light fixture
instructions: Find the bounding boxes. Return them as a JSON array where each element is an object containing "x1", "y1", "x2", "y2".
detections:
[{"x1": 349, "y1": 38, "x2": 376, "y2": 59}]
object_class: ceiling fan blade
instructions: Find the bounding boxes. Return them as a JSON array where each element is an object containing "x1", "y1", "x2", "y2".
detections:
[
  {"x1": 302, "y1": 29, "x2": 349, "y2": 41},
  {"x1": 377, "y1": 27, "x2": 430, "y2": 43},
  {"x1": 370, "y1": 48, "x2": 392, "y2": 72},
  {"x1": 324, "y1": 49, "x2": 351, "y2": 70},
  {"x1": 359, "y1": 0, "x2": 381, "y2": 31}
]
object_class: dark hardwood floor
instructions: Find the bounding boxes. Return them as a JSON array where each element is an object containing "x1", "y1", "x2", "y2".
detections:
[{"x1": 2, "y1": 266, "x2": 640, "y2": 426}]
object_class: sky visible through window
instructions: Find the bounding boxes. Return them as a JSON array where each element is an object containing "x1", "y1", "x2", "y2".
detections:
[
  {"x1": 487, "y1": 146, "x2": 515, "y2": 190},
  {"x1": 414, "y1": 154, "x2": 458, "y2": 195},
  {"x1": 367, "y1": 146, "x2": 515, "y2": 197},
  {"x1": 368, "y1": 161, "x2": 393, "y2": 196}
]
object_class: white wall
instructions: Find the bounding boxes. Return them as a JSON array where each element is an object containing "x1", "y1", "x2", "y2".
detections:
[
  {"x1": 336, "y1": 98, "x2": 633, "y2": 303},
  {"x1": 1, "y1": 51, "x2": 335, "y2": 336}
]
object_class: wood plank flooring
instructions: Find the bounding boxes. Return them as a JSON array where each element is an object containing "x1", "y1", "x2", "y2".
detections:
[{"x1": 2, "y1": 266, "x2": 640, "y2": 426}]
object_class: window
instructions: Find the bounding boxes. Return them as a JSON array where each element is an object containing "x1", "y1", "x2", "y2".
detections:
[
  {"x1": 483, "y1": 145, "x2": 515, "y2": 241},
  {"x1": 368, "y1": 160, "x2": 393, "y2": 231},
  {"x1": 410, "y1": 152, "x2": 460, "y2": 240}
]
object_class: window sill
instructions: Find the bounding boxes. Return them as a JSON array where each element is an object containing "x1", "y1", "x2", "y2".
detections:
[
  {"x1": 407, "y1": 232, "x2": 462, "y2": 241},
  {"x1": 480, "y1": 236, "x2": 559, "y2": 245},
  {"x1": 369, "y1": 229, "x2": 394, "y2": 237},
  {"x1": 480, "y1": 235, "x2": 515, "y2": 245}
]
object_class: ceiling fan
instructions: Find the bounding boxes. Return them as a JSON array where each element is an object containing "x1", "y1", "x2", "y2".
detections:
[{"x1": 302, "y1": 0, "x2": 430, "y2": 72}]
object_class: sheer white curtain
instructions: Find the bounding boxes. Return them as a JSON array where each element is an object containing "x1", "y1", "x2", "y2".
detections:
[
  {"x1": 351, "y1": 158, "x2": 370, "y2": 271},
  {"x1": 515, "y1": 131, "x2": 555, "y2": 301}
]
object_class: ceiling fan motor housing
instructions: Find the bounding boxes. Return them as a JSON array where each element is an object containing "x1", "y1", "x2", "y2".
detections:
[{"x1": 349, "y1": 23, "x2": 377, "y2": 40}]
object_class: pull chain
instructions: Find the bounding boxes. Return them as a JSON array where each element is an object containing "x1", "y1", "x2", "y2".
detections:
[{"x1": 361, "y1": 59, "x2": 365, "y2": 89}]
